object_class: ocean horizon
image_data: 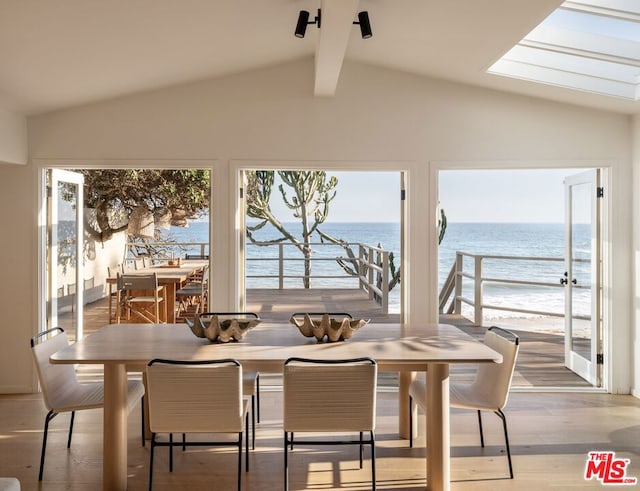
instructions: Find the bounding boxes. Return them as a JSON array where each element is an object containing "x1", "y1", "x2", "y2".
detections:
[{"x1": 164, "y1": 221, "x2": 588, "y2": 318}]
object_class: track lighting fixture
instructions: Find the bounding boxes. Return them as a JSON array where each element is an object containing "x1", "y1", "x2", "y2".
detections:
[
  {"x1": 354, "y1": 11, "x2": 372, "y2": 39},
  {"x1": 294, "y1": 9, "x2": 372, "y2": 39},
  {"x1": 295, "y1": 9, "x2": 321, "y2": 38}
]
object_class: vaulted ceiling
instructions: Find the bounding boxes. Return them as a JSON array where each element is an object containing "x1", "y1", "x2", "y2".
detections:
[{"x1": 0, "y1": 0, "x2": 637, "y2": 116}]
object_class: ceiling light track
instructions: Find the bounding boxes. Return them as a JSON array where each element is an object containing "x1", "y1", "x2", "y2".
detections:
[{"x1": 294, "y1": 9, "x2": 372, "y2": 39}]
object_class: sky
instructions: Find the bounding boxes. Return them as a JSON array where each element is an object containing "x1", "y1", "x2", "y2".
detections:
[{"x1": 268, "y1": 168, "x2": 589, "y2": 223}]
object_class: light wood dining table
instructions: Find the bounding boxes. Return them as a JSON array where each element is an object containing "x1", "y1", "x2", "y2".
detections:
[
  {"x1": 107, "y1": 260, "x2": 208, "y2": 323},
  {"x1": 50, "y1": 322, "x2": 501, "y2": 491}
]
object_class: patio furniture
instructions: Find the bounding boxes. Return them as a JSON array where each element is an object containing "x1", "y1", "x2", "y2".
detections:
[{"x1": 116, "y1": 273, "x2": 164, "y2": 323}]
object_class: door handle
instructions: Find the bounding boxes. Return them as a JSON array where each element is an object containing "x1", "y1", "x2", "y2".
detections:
[{"x1": 560, "y1": 272, "x2": 577, "y2": 285}]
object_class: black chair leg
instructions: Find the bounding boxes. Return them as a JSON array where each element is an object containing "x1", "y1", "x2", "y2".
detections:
[
  {"x1": 169, "y1": 433, "x2": 174, "y2": 472},
  {"x1": 67, "y1": 410, "x2": 75, "y2": 448},
  {"x1": 256, "y1": 373, "x2": 261, "y2": 423},
  {"x1": 38, "y1": 411, "x2": 57, "y2": 481},
  {"x1": 149, "y1": 433, "x2": 156, "y2": 491},
  {"x1": 477, "y1": 410, "x2": 485, "y2": 447},
  {"x1": 371, "y1": 430, "x2": 377, "y2": 491},
  {"x1": 284, "y1": 432, "x2": 289, "y2": 491},
  {"x1": 496, "y1": 409, "x2": 514, "y2": 479},
  {"x1": 245, "y1": 412, "x2": 249, "y2": 472},
  {"x1": 359, "y1": 431, "x2": 364, "y2": 468},
  {"x1": 238, "y1": 433, "x2": 243, "y2": 491}
]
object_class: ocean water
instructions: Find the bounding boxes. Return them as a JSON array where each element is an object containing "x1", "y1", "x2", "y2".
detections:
[{"x1": 164, "y1": 221, "x2": 589, "y2": 318}]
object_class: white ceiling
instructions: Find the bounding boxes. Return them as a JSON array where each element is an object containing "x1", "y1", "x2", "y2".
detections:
[{"x1": 1, "y1": 0, "x2": 637, "y2": 116}]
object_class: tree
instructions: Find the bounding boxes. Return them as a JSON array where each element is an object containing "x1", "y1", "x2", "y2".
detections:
[
  {"x1": 72, "y1": 169, "x2": 210, "y2": 242},
  {"x1": 246, "y1": 170, "x2": 337, "y2": 288}
]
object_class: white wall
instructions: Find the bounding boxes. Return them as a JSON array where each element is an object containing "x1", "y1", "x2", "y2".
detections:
[
  {"x1": 2, "y1": 58, "x2": 632, "y2": 393},
  {"x1": 0, "y1": 108, "x2": 28, "y2": 165}
]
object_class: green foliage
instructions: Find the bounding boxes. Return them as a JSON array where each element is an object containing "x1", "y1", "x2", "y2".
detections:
[{"x1": 76, "y1": 169, "x2": 210, "y2": 241}]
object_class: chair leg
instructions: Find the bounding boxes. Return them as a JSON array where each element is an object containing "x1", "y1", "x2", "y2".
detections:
[
  {"x1": 359, "y1": 431, "x2": 364, "y2": 468},
  {"x1": 371, "y1": 430, "x2": 377, "y2": 491},
  {"x1": 238, "y1": 433, "x2": 243, "y2": 491},
  {"x1": 256, "y1": 373, "x2": 261, "y2": 423},
  {"x1": 149, "y1": 433, "x2": 156, "y2": 491},
  {"x1": 38, "y1": 411, "x2": 57, "y2": 481},
  {"x1": 284, "y1": 432, "x2": 289, "y2": 491},
  {"x1": 67, "y1": 410, "x2": 76, "y2": 448},
  {"x1": 169, "y1": 433, "x2": 174, "y2": 472},
  {"x1": 477, "y1": 410, "x2": 485, "y2": 447},
  {"x1": 496, "y1": 409, "x2": 514, "y2": 479}
]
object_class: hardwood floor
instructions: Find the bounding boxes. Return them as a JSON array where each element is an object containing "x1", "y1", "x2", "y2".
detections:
[{"x1": 1, "y1": 390, "x2": 639, "y2": 490}]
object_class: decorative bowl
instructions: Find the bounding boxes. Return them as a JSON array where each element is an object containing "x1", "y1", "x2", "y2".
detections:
[
  {"x1": 289, "y1": 313, "x2": 369, "y2": 342},
  {"x1": 185, "y1": 313, "x2": 261, "y2": 343}
]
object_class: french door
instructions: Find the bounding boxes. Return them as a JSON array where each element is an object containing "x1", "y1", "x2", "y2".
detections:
[
  {"x1": 563, "y1": 169, "x2": 601, "y2": 386},
  {"x1": 45, "y1": 169, "x2": 85, "y2": 340}
]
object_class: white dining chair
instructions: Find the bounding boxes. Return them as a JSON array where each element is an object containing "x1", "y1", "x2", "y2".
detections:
[
  {"x1": 30, "y1": 327, "x2": 145, "y2": 481},
  {"x1": 283, "y1": 357, "x2": 378, "y2": 491},
  {"x1": 194, "y1": 312, "x2": 261, "y2": 448},
  {"x1": 409, "y1": 326, "x2": 520, "y2": 479},
  {"x1": 145, "y1": 358, "x2": 249, "y2": 491}
]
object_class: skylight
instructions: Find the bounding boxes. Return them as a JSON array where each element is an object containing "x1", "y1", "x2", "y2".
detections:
[{"x1": 488, "y1": 0, "x2": 640, "y2": 100}]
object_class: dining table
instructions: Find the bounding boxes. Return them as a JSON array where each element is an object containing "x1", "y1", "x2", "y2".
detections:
[
  {"x1": 107, "y1": 259, "x2": 208, "y2": 323},
  {"x1": 50, "y1": 321, "x2": 501, "y2": 491}
]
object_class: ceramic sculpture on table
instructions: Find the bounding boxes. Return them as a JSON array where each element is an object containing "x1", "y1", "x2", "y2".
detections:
[
  {"x1": 185, "y1": 313, "x2": 261, "y2": 342},
  {"x1": 289, "y1": 313, "x2": 369, "y2": 342}
]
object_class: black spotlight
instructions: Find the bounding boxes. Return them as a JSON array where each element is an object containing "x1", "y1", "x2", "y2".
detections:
[
  {"x1": 357, "y1": 11, "x2": 372, "y2": 39},
  {"x1": 295, "y1": 10, "x2": 310, "y2": 38}
]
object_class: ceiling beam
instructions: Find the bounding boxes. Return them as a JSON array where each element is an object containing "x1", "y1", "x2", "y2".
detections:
[{"x1": 314, "y1": 0, "x2": 360, "y2": 97}]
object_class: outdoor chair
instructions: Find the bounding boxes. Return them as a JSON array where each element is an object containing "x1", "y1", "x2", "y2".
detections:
[
  {"x1": 408, "y1": 326, "x2": 520, "y2": 479},
  {"x1": 116, "y1": 272, "x2": 164, "y2": 323},
  {"x1": 283, "y1": 357, "x2": 378, "y2": 491},
  {"x1": 107, "y1": 264, "x2": 124, "y2": 322},
  {"x1": 145, "y1": 358, "x2": 249, "y2": 491},
  {"x1": 175, "y1": 265, "x2": 209, "y2": 321},
  {"x1": 30, "y1": 327, "x2": 145, "y2": 481}
]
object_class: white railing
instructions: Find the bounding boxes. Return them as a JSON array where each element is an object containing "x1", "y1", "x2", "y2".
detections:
[
  {"x1": 125, "y1": 240, "x2": 392, "y2": 314},
  {"x1": 246, "y1": 242, "x2": 391, "y2": 314},
  {"x1": 440, "y1": 251, "x2": 590, "y2": 325}
]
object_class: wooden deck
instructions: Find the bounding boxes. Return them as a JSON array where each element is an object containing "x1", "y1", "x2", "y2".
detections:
[{"x1": 60, "y1": 287, "x2": 591, "y2": 389}]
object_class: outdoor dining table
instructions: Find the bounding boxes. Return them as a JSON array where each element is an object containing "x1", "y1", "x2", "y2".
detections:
[
  {"x1": 50, "y1": 321, "x2": 501, "y2": 491},
  {"x1": 107, "y1": 259, "x2": 208, "y2": 323}
]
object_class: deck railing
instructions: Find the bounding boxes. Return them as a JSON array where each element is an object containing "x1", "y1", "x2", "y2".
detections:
[
  {"x1": 246, "y1": 242, "x2": 391, "y2": 314},
  {"x1": 440, "y1": 251, "x2": 590, "y2": 325},
  {"x1": 125, "y1": 240, "x2": 392, "y2": 314}
]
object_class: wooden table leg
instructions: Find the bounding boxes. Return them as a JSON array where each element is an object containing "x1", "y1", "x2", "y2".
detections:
[
  {"x1": 426, "y1": 363, "x2": 450, "y2": 491},
  {"x1": 398, "y1": 371, "x2": 417, "y2": 439},
  {"x1": 164, "y1": 283, "x2": 177, "y2": 323},
  {"x1": 103, "y1": 364, "x2": 128, "y2": 491}
]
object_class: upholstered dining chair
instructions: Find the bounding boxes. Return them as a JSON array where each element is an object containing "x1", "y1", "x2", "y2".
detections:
[
  {"x1": 283, "y1": 357, "x2": 378, "y2": 491},
  {"x1": 116, "y1": 272, "x2": 164, "y2": 323},
  {"x1": 145, "y1": 358, "x2": 249, "y2": 491},
  {"x1": 409, "y1": 326, "x2": 520, "y2": 479},
  {"x1": 30, "y1": 327, "x2": 145, "y2": 481}
]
